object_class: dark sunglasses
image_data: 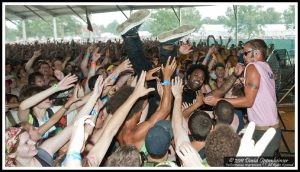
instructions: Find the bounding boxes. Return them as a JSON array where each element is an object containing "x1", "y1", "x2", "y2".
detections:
[{"x1": 243, "y1": 50, "x2": 253, "y2": 56}]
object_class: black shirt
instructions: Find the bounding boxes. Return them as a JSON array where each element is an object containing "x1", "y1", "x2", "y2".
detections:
[{"x1": 182, "y1": 85, "x2": 213, "y2": 111}]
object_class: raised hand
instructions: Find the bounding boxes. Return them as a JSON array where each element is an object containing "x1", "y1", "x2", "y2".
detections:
[
  {"x1": 32, "y1": 49, "x2": 42, "y2": 58},
  {"x1": 91, "y1": 47, "x2": 101, "y2": 62},
  {"x1": 67, "y1": 84, "x2": 81, "y2": 104},
  {"x1": 176, "y1": 142, "x2": 204, "y2": 167},
  {"x1": 179, "y1": 44, "x2": 193, "y2": 55},
  {"x1": 70, "y1": 115, "x2": 95, "y2": 153},
  {"x1": 146, "y1": 66, "x2": 161, "y2": 81},
  {"x1": 236, "y1": 122, "x2": 276, "y2": 157},
  {"x1": 116, "y1": 59, "x2": 133, "y2": 73},
  {"x1": 132, "y1": 71, "x2": 155, "y2": 98},
  {"x1": 171, "y1": 76, "x2": 184, "y2": 99},
  {"x1": 156, "y1": 80, "x2": 164, "y2": 98},
  {"x1": 194, "y1": 90, "x2": 204, "y2": 106},
  {"x1": 54, "y1": 69, "x2": 65, "y2": 81},
  {"x1": 57, "y1": 74, "x2": 78, "y2": 91},
  {"x1": 182, "y1": 102, "x2": 192, "y2": 111},
  {"x1": 161, "y1": 56, "x2": 177, "y2": 80},
  {"x1": 93, "y1": 75, "x2": 104, "y2": 96}
]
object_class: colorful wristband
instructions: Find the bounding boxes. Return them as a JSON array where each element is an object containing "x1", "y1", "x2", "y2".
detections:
[
  {"x1": 205, "y1": 55, "x2": 210, "y2": 61},
  {"x1": 61, "y1": 151, "x2": 82, "y2": 167},
  {"x1": 90, "y1": 109, "x2": 98, "y2": 116},
  {"x1": 162, "y1": 80, "x2": 171, "y2": 86},
  {"x1": 112, "y1": 76, "x2": 118, "y2": 81},
  {"x1": 90, "y1": 62, "x2": 96, "y2": 67},
  {"x1": 52, "y1": 84, "x2": 60, "y2": 92}
]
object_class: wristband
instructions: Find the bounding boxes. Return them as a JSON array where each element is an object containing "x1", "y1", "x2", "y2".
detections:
[
  {"x1": 52, "y1": 84, "x2": 60, "y2": 92},
  {"x1": 90, "y1": 62, "x2": 96, "y2": 67},
  {"x1": 88, "y1": 100, "x2": 97, "y2": 105},
  {"x1": 112, "y1": 76, "x2": 118, "y2": 81},
  {"x1": 61, "y1": 151, "x2": 82, "y2": 167},
  {"x1": 85, "y1": 53, "x2": 91, "y2": 57},
  {"x1": 90, "y1": 109, "x2": 98, "y2": 116},
  {"x1": 162, "y1": 80, "x2": 171, "y2": 86},
  {"x1": 204, "y1": 55, "x2": 210, "y2": 61}
]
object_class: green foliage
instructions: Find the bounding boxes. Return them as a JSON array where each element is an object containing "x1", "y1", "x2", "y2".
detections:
[
  {"x1": 260, "y1": 7, "x2": 282, "y2": 24},
  {"x1": 220, "y1": 5, "x2": 266, "y2": 39},
  {"x1": 283, "y1": 5, "x2": 295, "y2": 29},
  {"x1": 148, "y1": 7, "x2": 202, "y2": 36}
]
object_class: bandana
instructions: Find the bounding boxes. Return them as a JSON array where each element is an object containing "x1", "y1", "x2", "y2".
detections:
[{"x1": 5, "y1": 127, "x2": 23, "y2": 154}]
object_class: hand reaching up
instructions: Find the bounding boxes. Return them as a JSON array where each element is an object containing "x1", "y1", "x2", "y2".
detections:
[
  {"x1": 146, "y1": 66, "x2": 161, "y2": 81},
  {"x1": 132, "y1": 71, "x2": 155, "y2": 98},
  {"x1": 171, "y1": 76, "x2": 184, "y2": 99},
  {"x1": 161, "y1": 56, "x2": 177, "y2": 80},
  {"x1": 69, "y1": 115, "x2": 95, "y2": 153},
  {"x1": 93, "y1": 75, "x2": 104, "y2": 97},
  {"x1": 236, "y1": 121, "x2": 276, "y2": 157},
  {"x1": 176, "y1": 142, "x2": 204, "y2": 167},
  {"x1": 179, "y1": 44, "x2": 193, "y2": 55},
  {"x1": 56, "y1": 74, "x2": 78, "y2": 91}
]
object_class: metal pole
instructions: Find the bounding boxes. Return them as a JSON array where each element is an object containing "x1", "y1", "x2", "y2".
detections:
[
  {"x1": 234, "y1": 5, "x2": 238, "y2": 46},
  {"x1": 53, "y1": 17, "x2": 57, "y2": 40},
  {"x1": 22, "y1": 19, "x2": 27, "y2": 42}
]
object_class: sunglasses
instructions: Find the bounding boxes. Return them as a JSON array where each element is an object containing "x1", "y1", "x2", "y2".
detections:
[{"x1": 243, "y1": 50, "x2": 253, "y2": 56}]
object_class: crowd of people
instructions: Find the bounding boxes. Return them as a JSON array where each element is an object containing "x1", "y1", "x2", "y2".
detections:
[{"x1": 5, "y1": 9, "x2": 281, "y2": 168}]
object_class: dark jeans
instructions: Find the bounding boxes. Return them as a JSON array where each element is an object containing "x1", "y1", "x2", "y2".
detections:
[
  {"x1": 122, "y1": 33, "x2": 159, "y2": 120},
  {"x1": 253, "y1": 128, "x2": 282, "y2": 157}
]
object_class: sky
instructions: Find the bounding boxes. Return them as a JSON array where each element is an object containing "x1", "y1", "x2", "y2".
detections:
[{"x1": 5, "y1": 2, "x2": 294, "y2": 28}]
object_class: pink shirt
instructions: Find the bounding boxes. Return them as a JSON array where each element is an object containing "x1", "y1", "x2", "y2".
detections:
[{"x1": 244, "y1": 61, "x2": 279, "y2": 126}]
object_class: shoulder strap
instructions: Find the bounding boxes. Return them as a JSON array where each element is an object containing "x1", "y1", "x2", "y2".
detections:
[{"x1": 6, "y1": 111, "x2": 17, "y2": 127}]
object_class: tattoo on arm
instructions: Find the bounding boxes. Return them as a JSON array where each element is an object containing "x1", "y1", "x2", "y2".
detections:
[
  {"x1": 207, "y1": 75, "x2": 237, "y2": 97},
  {"x1": 246, "y1": 83, "x2": 259, "y2": 90}
]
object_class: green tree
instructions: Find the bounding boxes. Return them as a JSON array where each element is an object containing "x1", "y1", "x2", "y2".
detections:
[
  {"x1": 260, "y1": 7, "x2": 282, "y2": 24},
  {"x1": 220, "y1": 5, "x2": 266, "y2": 39},
  {"x1": 283, "y1": 5, "x2": 295, "y2": 29},
  {"x1": 5, "y1": 23, "x2": 22, "y2": 42},
  {"x1": 202, "y1": 17, "x2": 221, "y2": 24},
  {"x1": 148, "y1": 7, "x2": 202, "y2": 36},
  {"x1": 105, "y1": 20, "x2": 119, "y2": 34}
]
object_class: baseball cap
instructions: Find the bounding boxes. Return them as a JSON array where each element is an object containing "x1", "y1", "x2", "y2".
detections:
[
  {"x1": 155, "y1": 120, "x2": 173, "y2": 139},
  {"x1": 145, "y1": 125, "x2": 171, "y2": 158}
]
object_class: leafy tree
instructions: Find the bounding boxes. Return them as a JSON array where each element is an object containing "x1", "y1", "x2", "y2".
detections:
[
  {"x1": 283, "y1": 5, "x2": 295, "y2": 29},
  {"x1": 260, "y1": 7, "x2": 282, "y2": 24},
  {"x1": 105, "y1": 20, "x2": 119, "y2": 34},
  {"x1": 220, "y1": 5, "x2": 266, "y2": 39},
  {"x1": 148, "y1": 7, "x2": 202, "y2": 36},
  {"x1": 202, "y1": 17, "x2": 221, "y2": 24}
]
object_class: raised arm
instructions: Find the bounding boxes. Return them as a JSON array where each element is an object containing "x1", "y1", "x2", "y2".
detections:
[
  {"x1": 18, "y1": 74, "x2": 78, "y2": 123},
  {"x1": 84, "y1": 47, "x2": 101, "y2": 94},
  {"x1": 39, "y1": 75, "x2": 104, "y2": 157},
  {"x1": 171, "y1": 77, "x2": 190, "y2": 150},
  {"x1": 132, "y1": 56, "x2": 176, "y2": 142},
  {"x1": 86, "y1": 71, "x2": 155, "y2": 166},
  {"x1": 25, "y1": 50, "x2": 41, "y2": 74}
]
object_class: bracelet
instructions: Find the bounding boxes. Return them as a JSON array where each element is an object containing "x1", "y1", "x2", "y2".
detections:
[
  {"x1": 204, "y1": 55, "x2": 210, "y2": 61},
  {"x1": 112, "y1": 76, "x2": 118, "y2": 81},
  {"x1": 90, "y1": 109, "x2": 98, "y2": 116},
  {"x1": 61, "y1": 151, "x2": 82, "y2": 167},
  {"x1": 90, "y1": 62, "x2": 96, "y2": 67},
  {"x1": 88, "y1": 100, "x2": 97, "y2": 105},
  {"x1": 85, "y1": 53, "x2": 91, "y2": 57},
  {"x1": 52, "y1": 84, "x2": 60, "y2": 92},
  {"x1": 162, "y1": 80, "x2": 171, "y2": 86}
]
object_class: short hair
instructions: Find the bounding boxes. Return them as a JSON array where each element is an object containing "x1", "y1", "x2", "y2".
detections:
[
  {"x1": 186, "y1": 64, "x2": 209, "y2": 84},
  {"x1": 188, "y1": 111, "x2": 213, "y2": 141},
  {"x1": 213, "y1": 62, "x2": 225, "y2": 71},
  {"x1": 106, "y1": 85, "x2": 145, "y2": 121},
  {"x1": 28, "y1": 72, "x2": 44, "y2": 86},
  {"x1": 105, "y1": 145, "x2": 141, "y2": 167},
  {"x1": 245, "y1": 39, "x2": 268, "y2": 59},
  {"x1": 205, "y1": 124, "x2": 240, "y2": 166},
  {"x1": 214, "y1": 100, "x2": 234, "y2": 124}
]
